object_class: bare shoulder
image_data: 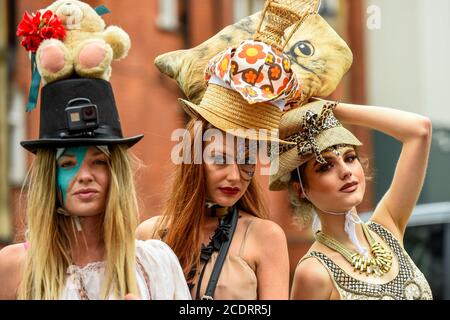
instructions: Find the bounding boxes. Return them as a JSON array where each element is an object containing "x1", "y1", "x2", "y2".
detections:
[
  {"x1": 240, "y1": 212, "x2": 286, "y2": 241},
  {"x1": 0, "y1": 243, "x2": 26, "y2": 269},
  {"x1": 291, "y1": 257, "x2": 333, "y2": 300},
  {"x1": 136, "y1": 215, "x2": 162, "y2": 240},
  {"x1": 0, "y1": 243, "x2": 27, "y2": 299},
  {"x1": 239, "y1": 213, "x2": 288, "y2": 264}
]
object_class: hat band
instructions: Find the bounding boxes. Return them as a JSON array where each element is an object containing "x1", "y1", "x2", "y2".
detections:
[
  {"x1": 41, "y1": 124, "x2": 123, "y2": 140},
  {"x1": 198, "y1": 84, "x2": 282, "y2": 132},
  {"x1": 279, "y1": 102, "x2": 340, "y2": 163}
]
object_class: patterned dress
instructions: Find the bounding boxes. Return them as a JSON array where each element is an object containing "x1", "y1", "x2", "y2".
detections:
[{"x1": 301, "y1": 222, "x2": 433, "y2": 300}]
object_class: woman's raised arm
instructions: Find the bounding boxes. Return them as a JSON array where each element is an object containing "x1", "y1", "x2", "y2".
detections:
[{"x1": 334, "y1": 102, "x2": 432, "y2": 240}]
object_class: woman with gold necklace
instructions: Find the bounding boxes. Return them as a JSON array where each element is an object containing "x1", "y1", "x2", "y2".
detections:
[{"x1": 269, "y1": 99, "x2": 433, "y2": 300}]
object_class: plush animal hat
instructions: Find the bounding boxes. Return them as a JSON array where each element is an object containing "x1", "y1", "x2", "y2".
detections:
[
  {"x1": 155, "y1": 0, "x2": 352, "y2": 110},
  {"x1": 16, "y1": 1, "x2": 130, "y2": 111},
  {"x1": 168, "y1": 0, "x2": 322, "y2": 142},
  {"x1": 17, "y1": 2, "x2": 142, "y2": 153}
]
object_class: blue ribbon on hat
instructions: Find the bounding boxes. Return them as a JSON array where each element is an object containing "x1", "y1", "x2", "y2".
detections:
[
  {"x1": 26, "y1": 53, "x2": 41, "y2": 112},
  {"x1": 95, "y1": 5, "x2": 110, "y2": 16}
]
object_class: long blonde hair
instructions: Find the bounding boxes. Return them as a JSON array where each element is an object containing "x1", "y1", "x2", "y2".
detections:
[
  {"x1": 18, "y1": 145, "x2": 139, "y2": 299},
  {"x1": 156, "y1": 117, "x2": 269, "y2": 278}
]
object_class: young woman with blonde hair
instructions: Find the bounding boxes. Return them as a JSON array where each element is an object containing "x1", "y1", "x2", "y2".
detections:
[{"x1": 0, "y1": 79, "x2": 190, "y2": 300}]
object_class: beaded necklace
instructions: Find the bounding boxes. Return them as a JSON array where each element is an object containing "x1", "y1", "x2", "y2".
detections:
[{"x1": 315, "y1": 223, "x2": 393, "y2": 276}]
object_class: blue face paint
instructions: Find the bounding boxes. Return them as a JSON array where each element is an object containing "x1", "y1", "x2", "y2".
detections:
[{"x1": 56, "y1": 146, "x2": 89, "y2": 205}]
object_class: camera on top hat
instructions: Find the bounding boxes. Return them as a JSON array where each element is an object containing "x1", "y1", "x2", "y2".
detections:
[{"x1": 65, "y1": 98, "x2": 99, "y2": 135}]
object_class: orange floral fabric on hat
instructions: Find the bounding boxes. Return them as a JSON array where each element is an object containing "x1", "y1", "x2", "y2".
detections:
[{"x1": 206, "y1": 40, "x2": 302, "y2": 109}]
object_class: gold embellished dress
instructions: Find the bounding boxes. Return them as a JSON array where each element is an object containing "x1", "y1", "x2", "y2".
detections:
[{"x1": 301, "y1": 222, "x2": 433, "y2": 300}]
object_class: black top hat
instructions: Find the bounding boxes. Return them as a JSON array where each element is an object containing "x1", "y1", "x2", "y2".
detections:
[{"x1": 21, "y1": 78, "x2": 143, "y2": 153}]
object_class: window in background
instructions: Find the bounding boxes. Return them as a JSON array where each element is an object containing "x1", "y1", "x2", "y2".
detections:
[
  {"x1": 8, "y1": 89, "x2": 26, "y2": 187},
  {"x1": 233, "y1": 0, "x2": 265, "y2": 22},
  {"x1": 157, "y1": 0, "x2": 179, "y2": 31}
]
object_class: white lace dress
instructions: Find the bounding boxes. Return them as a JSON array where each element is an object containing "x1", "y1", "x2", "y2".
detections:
[{"x1": 60, "y1": 239, "x2": 191, "y2": 300}]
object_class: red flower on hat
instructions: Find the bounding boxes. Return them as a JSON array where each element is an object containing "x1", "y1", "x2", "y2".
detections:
[
  {"x1": 238, "y1": 43, "x2": 266, "y2": 64},
  {"x1": 16, "y1": 10, "x2": 66, "y2": 53}
]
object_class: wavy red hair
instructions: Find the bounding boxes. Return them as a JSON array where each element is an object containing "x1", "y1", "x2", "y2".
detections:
[{"x1": 155, "y1": 117, "x2": 269, "y2": 277}]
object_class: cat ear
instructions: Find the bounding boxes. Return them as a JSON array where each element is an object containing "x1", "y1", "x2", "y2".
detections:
[{"x1": 154, "y1": 50, "x2": 184, "y2": 80}]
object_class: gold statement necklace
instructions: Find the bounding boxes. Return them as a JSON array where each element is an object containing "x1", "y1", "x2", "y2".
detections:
[{"x1": 315, "y1": 223, "x2": 393, "y2": 276}]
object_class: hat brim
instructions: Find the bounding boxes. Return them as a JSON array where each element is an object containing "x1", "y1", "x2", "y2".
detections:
[
  {"x1": 269, "y1": 126, "x2": 362, "y2": 191},
  {"x1": 178, "y1": 98, "x2": 294, "y2": 145},
  {"x1": 20, "y1": 134, "x2": 144, "y2": 154}
]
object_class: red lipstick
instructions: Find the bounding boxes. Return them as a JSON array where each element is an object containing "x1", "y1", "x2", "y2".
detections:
[{"x1": 219, "y1": 187, "x2": 240, "y2": 195}]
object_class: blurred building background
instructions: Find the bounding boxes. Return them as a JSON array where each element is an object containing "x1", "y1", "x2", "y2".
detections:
[{"x1": 0, "y1": 0, "x2": 449, "y2": 298}]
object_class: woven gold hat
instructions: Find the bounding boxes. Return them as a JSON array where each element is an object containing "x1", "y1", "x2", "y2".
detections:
[
  {"x1": 178, "y1": 0, "x2": 319, "y2": 143},
  {"x1": 254, "y1": 0, "x2": 320, "y2": 51},
  {"x1": 269, "y1": 99, "x2": 363, "y2": 190},
  {"x1": 179, "y1": 84, "x2": 285, "y2": 142}
]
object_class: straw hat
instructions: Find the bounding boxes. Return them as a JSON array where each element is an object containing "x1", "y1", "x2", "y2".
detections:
[
  {"x1": 178, "y1": 0, "x2": 320, "y2": 142},
  {"x1": 269, "y1": 99, "x2": 362, "y2": 190},
  {"x1": 180, "y1": 83, "x2": 286, "y2": 142}
]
